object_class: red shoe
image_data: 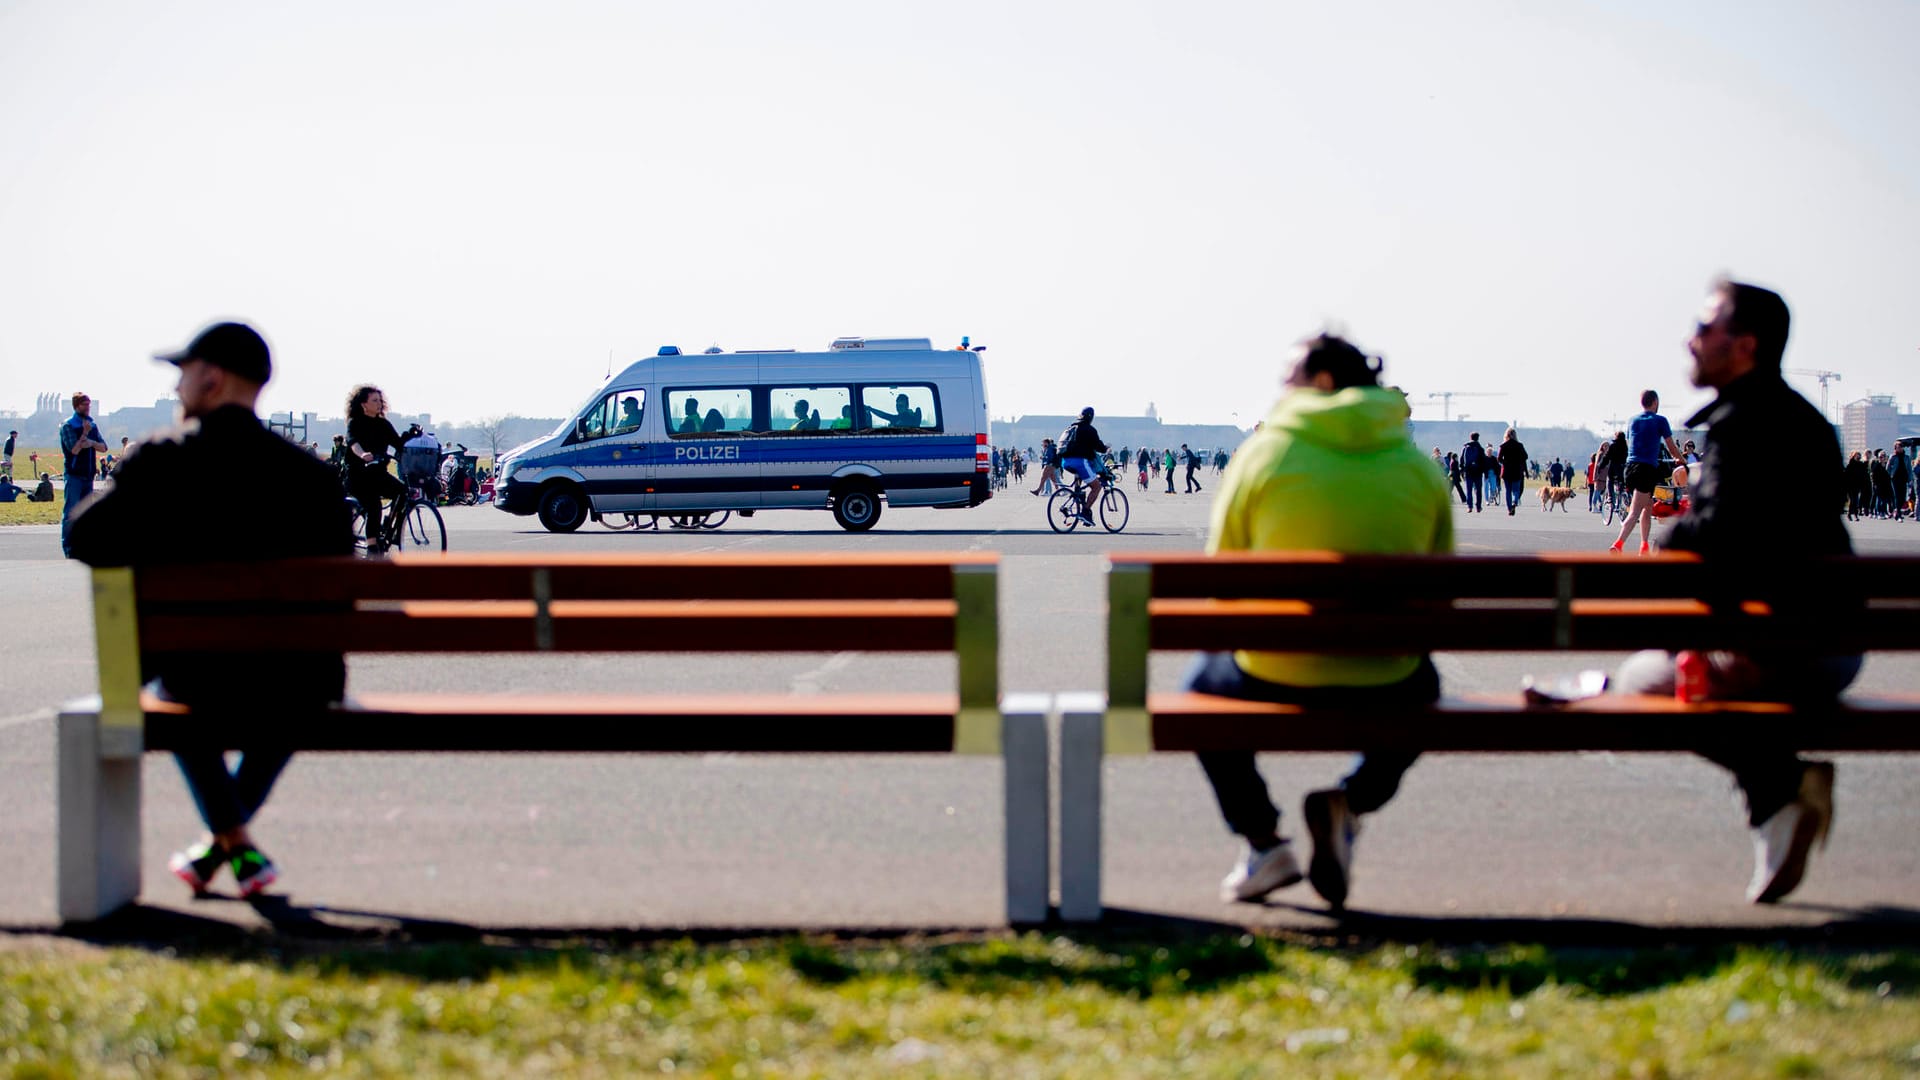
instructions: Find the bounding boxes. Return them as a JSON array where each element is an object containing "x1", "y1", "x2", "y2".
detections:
[
  {"x1": 1638, "y1": 541, "x2": 1651, "y2": 555},
  {"x1": 1607, "y1": 540, "x2": 1624, "y2": 554}
]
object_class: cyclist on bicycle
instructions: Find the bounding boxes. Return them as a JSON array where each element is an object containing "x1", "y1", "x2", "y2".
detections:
[
  {"x1": 344, "y1": 384, "x2": 418, "y2": 553},
  {"x1": 1058, "y1": 406, "x2": 1109, "y2": 525}
]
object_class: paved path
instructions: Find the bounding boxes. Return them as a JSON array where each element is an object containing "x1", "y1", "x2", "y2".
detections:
[{"x1": 2, "y1": 482, "x2": 1917, "y2": 937}]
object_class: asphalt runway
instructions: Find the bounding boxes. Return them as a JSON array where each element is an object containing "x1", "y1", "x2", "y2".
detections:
[{"x1": 2, "y1": 478, "x2": 1917, "y2": 937}]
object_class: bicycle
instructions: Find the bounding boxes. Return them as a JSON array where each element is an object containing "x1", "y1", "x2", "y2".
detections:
[
  {"x1": 1602, "y1": 479, "x2": 1626, "y2": 527},
  {"x1": 1047, "y1": 469, "x2": 1129, "y2": 533},
  {"x1": 347, "y1": 465, "x2": 449, "y2": 556},
  {"x1": 597, "y1": 510, "x2": 731, "y2": 531}
]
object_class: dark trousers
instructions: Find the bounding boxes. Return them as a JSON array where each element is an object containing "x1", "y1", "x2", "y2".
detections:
[
  {"x1": 60, "y1": 471, "x2": 94, "y2": 557},
  {"x1": 1165, "y1": 467, "x2": 1175, "y2": 493},
  {"x1": 1185, "y1": 465, "x2": 1202, "y2": 493},
  {"x1": 150, "y1": 683, "x2": 295, "y2": 835},
  {"x1": 1504, "y1": 478, "x2": 1524, "y2": 512},
  {"x1": 348, "y1": 469, "x2": 406, "y2": 544},
  {"x1": 176, "y1": 749, "x2": 293, "y2": 835},
  {"x1": 1613, "y1": 650, "x2": 1862, "y2": 825},
  {"x1": 1461, "y1": 471, "x2": 1483, "y2": 511},
  {"x1": 1186, "y1": 652, "x2": 1436, "y2": 841}
]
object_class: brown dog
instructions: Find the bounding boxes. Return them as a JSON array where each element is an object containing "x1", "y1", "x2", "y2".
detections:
[{"x1": 1538, "y1": 485, "x2": 1575, "y2": 511}]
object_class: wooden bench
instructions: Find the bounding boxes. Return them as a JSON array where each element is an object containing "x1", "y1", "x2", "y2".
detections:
[
  {"x1": 1056, "y1": 551, "x2": 1920, "y2": 921},
  {"x1": 58, "y1": 552, "x2": 1050, "y2": 925}
]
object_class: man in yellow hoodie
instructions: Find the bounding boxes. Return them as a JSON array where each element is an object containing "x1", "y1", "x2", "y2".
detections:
[{"x1": 1191, "y1": 334, "x2": 1453, "y2": 909}]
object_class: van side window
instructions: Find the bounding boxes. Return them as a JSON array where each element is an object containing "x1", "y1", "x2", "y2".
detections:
[
  {"x1": 770, "y1": 386, "x2": 852, "y2": 433},
  {"x1": 666, "y1": 388, "x2": 753, "y2": 437},
  {"x1": 572, "y1": 390, "x2": 645, "y2": 443},
  {"x1": 858, "y1": 385, "x2": 940, "y2": 433}
]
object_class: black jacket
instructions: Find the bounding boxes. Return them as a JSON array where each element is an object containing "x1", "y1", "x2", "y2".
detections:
[
  {"x1": 68, "y1": 405, "x2": 355, "y2": 704},
  {"x1": 1662, "y1": 371, "x2": 1852, "y2": 625},
  {"x1": 1497, "y1": 439, "x2": 1528, "y2": 479}
]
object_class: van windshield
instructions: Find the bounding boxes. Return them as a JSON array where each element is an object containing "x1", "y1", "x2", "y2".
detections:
[{"x1": 555, "y1": 382, "x2": 617, "y2": 435}]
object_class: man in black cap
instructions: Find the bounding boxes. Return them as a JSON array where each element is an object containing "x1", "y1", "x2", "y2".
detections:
[{"x1": 68, "y1": 321, "x2": 354, "y2": 899}]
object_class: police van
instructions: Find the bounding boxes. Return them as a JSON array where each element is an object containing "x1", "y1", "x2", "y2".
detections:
[{"x1": 494, "y1": 336, "x2": 992, "y2": 532}]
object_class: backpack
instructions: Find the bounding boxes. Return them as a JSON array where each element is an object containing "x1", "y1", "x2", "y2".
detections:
[
  {"x1": 1058, "y1": 423, "x2": 1082, "y2": 458},
  {"x1": 399, "y1": 433, "x2": 442, "y2": 484},
  {"x1": 1460, "y1": 441, "x2": 1485, "y2": 471}
]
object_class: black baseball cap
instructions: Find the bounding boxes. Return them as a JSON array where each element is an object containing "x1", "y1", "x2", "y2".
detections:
[{"x1": 154, "y1": 322, "x2": 271, "y2": 384}]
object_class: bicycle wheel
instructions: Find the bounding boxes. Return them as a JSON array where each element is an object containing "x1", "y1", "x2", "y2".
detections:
[
  {"x1": 699, "y1": 510, "x2": 730, "y2": 529},
  {"x1": 599, "y1": 512, "x2": 638, "y2": 530},
  {"x1": 1100, "y1": 487, "x2": 1130, "y2": 532},
  {"x1": 397, "y1": 501, "x2": 447, "y2": 552},
  {"x1": 1046, "y1": 488, "x2": 1082, "y2": 532}
]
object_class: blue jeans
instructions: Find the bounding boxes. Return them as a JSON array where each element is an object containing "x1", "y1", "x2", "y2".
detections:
[
  {"x1": 150, "y1": 683, "x2": 294, "y2": 835},
  {"x1": 1462, "y1": 472, "x2": 1483, "y2": 511},
  {"x1": 1184, "y1": 652, "x2": 1435, "y2": 841},
  {"x1": 60, "y1": 471, "x2": 93, "y2": 557},
  {"x1": 1612, "y1": 650, "x2": 1861, "y2": 825},
  {"x1": 1504, "y1": 478, "x2": 1523, "y2": 512}
]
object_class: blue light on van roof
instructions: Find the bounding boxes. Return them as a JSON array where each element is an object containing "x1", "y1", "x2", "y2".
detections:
[{"x1": 657, "y1": 345, "x2": 681, "y2": 356}]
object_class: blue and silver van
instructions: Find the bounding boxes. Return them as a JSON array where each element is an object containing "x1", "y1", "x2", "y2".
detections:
[{"x1": 494, "y1": 336, "x2": 992, "y2": 532}]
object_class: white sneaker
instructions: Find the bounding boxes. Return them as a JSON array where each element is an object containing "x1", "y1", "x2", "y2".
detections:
[
  {"x1": 1219, "y1": 839, "x2": 1303, "y2": 902},
  {"x1": 1747, "y1": 761, "x2": 1834, "y2": 904},
  {"x1": 1303, "y1": 789, "x2": 1361, "y2": 909}
]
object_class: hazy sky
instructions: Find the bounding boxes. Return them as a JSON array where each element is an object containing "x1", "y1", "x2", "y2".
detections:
[{"x1": 2, "y1": 0, "x2": 1915, "y2": 435}]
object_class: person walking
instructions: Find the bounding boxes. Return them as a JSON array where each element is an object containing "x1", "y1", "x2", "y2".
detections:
[
  {"x1": 1497, "y1": 428, "x2": 1529, "y2": 514},
  {"x1": 1608, "y1": 390, "x2": 1684, "y2": 554},
  {"x1": 1843, "y1": 451, "x2": 1869, "y2": 521},
  {"x1": 1164, "y1": 448, "x2": 1177, "y2": 493},
  {"x1": 1446, "y1": 451, "x2": 1466, "y2": 504},
  {"x1": 1869, "y1": 451, "x2": 1892, "y2": 518},
  {"x1": 68, "y1": 321, "x2": 354, "y2": 898},
  {"x1": 1189, "y1": 334, "x2": 1451, "y2": 909},
  {"x1": 3, "y1": 428, "x2": 17, "y2": 481},
  {"x1": 1889, "y1": 443, "x2": 1911, "y2": 521},
  {"x1": 1030, "y1": 438, "x2": 1060, "y2": 496},
  {"x1": 1608, "y1": 279, "x2": 1857, "y2": 903},
  {"x1": 1136, "y1": 446, "x2": 1150, "y2": 491},
  {"x1": 59, "y1": 392, "x2": 108, "y2": 557},
  {"x1": 1458, "y1": 433, "x2": 1486, "y2": 512},
  {"x1": 1181, "y1": 443, "x2": 1203, "y2": 493}
]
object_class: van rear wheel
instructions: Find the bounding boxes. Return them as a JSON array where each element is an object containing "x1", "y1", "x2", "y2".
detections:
[
  {"x1": 831, "y1": 484, "x2": 882, "y2": 531},
  {"x1": 537, "y1": 484, "x2": 589, "y2": 533}
]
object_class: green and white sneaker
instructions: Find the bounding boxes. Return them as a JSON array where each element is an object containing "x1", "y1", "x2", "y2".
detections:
[
  {"x1": 168, "y1": 839, "x2": 227, "y2": 894},
  {"x1": 227, "y1": 844, "x2": 279, "y2": 898}
]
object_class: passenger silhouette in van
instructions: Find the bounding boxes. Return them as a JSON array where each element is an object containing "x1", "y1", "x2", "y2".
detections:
[
  {"x1": 680, "y1": 397, "x2": 702, "y2": 435},
  {"x1": 832, "y1": 405, "x2": 853, "y2": 430},
  {"x1": 792, "y1": 399, "x2": 822, "y2": 431},
  {"x1": 867, "y1": 393, "x2": 923, "y2": 429},
  {"x1": 702, "y1": 408, "x2": 727, "y2": 433}
]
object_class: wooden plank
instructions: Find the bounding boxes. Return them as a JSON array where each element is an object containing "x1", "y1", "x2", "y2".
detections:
[
  {"x1": 139, "y1": 601, "x2": 959, "y2": 654},
  {"x1": 1146, "y1": 605, "x2": 1912, "y2": 654},
  {"x1": 1115, "y1": 551, "x2": 1920, "y2": 601},
  {"x1": 142, "y1": 691, "x2": 962, "y2": 752},
  {"x1": 134, "y1": 553, "x2": 998, "y2": 604},
  {"x1": 1146, "y1": 691, "x2": 1920, "y2": 752}
]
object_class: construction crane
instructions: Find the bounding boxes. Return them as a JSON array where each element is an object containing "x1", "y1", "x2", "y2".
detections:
[
  {"x1": 1426, "y1": 391, "x2": 1507, "y2": 421},
  {"x1": 1785, "y1": 369, "x2": 1841, "y2": 419}
]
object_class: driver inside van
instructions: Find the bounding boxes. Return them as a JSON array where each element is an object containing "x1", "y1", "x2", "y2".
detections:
[
  {"x1": 680, "y1": 397, "x2": 701, "y2": 435},
  {"x1": 614, "y1": 396, "x2": 641, "y2": 436}
]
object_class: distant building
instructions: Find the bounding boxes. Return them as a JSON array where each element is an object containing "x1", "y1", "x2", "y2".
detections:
[
  {"x1": 993, "y1": 414, "x2": 1246, "y2": 457},
  {"x1": 1841, "y1": 395, "x2": 1918, "y2": 454}
]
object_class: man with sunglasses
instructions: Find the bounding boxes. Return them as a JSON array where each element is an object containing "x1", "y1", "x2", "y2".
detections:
[{"x1": 1609, "y1": 279, "x2": 1856, "y2": 904}]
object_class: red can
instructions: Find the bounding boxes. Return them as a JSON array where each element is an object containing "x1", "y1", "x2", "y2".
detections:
[{"x1": 1675, "y1": 650, "x2": 1709, "y2": 703}]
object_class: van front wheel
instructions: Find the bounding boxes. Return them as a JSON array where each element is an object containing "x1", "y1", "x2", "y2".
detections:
[
  {"x1": 537, "y1": 484, "x2": 590, "y2": 533},
  {"x1": 831, "y1": 484, "x2": 882, "y2": 532}
]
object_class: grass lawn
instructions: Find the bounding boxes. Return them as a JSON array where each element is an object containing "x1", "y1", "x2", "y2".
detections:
[
  {"x1": 2, "y1": 933, "x2": 1915, "y2": 1077},
  {"x1": 0, "y1": 499, "x2": 62, "y2": 526}
]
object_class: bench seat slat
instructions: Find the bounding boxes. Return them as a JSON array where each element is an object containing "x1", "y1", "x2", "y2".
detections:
[
  {"x1": 1121, "y1": 552, "x2": 1920, "y2": 600},
  {"x1": 1145, "y1": 690, "x2": 1920, "y2": 752},
  {"x1": 133, "y1": 554, "x2": 993, "y2": 604},
  {"x1": 1148, "y1": 607, "x2": 1911, "y2": 653},
  {"x1": 140, "y1": 604, "x2": 958, "y2": 653},
  {"x1": 142, "y1": 691, "x2": 963, "y2": 752}
]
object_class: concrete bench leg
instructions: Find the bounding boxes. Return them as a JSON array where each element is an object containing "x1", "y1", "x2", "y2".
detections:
[
  {"x1": 1000, "y1": 695, "x2": 1052, "y2": 925},
  {"x1": 56, "y1": 705, "x2": 142, "y2": 923},
  {"x1": 1057, "y1": 692, "x2": 1105, "y2": 922}
]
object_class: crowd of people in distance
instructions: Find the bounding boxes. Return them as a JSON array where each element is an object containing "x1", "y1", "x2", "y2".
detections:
[{"x1": 990, "y1": 441, "x2": 1231, "y2": 497}]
